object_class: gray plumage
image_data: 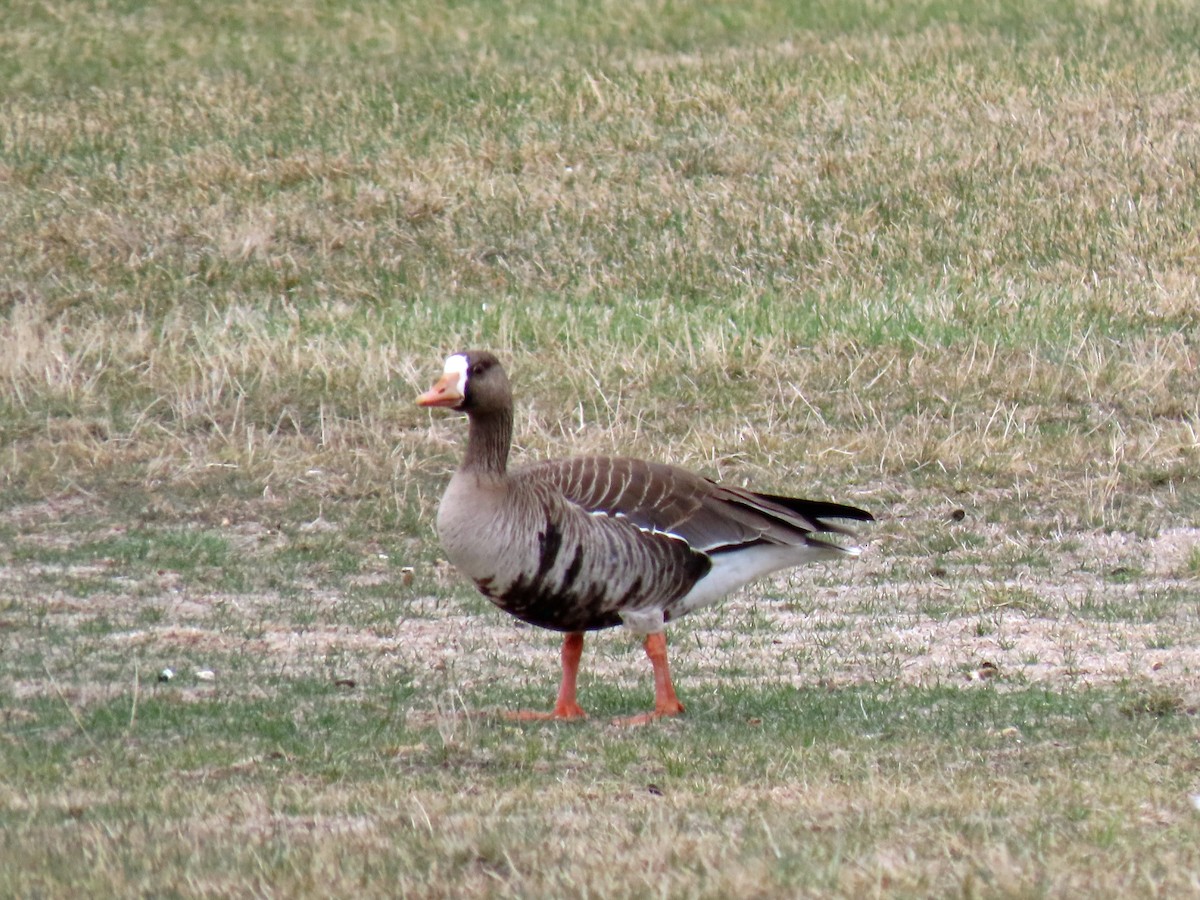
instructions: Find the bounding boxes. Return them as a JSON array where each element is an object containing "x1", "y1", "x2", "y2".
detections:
[{"x1": 419, "y1": 350, "x2": 873, "y2": 637}]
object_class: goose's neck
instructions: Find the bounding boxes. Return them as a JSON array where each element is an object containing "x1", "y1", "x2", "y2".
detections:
[{"x1": 462, "y1": 407, "x2": 512, "y2": 477}]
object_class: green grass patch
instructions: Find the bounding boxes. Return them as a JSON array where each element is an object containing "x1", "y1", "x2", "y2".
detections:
[{"x1": 3, "y1": 678, "x2": 1196, "y2": 897}]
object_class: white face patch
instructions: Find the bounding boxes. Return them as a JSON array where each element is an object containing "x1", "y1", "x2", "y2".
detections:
[{"x1": 443, "y1": 354, "x2": 469, "y2": 396}]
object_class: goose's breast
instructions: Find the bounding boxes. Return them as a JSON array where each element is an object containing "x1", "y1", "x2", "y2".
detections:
[{"x1": 437, "y1": 484, "x2": 709, "y2": 632}]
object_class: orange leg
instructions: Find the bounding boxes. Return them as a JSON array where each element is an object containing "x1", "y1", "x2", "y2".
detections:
[
  {"x1": 551, "y1": 631, "x2": 587, "y2": 717},
  {"x1": 618, "y1": 631, "x2": 686, "y2": 726},
  {"x1": 506, "y1": 632, "x2": 587, "y2": 721}
]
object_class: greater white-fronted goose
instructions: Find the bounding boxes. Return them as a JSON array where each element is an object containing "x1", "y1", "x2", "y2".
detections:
[{"x1": 417, "y1": 351, "x2": 872, "y2": 723}]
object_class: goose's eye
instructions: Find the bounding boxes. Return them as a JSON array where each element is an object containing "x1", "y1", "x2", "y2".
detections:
[{"x1": 470, "y1": 362, "x2": 485, "y2": 376}]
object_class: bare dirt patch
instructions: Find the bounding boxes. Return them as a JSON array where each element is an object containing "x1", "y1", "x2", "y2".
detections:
[{"x1": 4, "y1": 490, "x2": 1197, "y2": 716}]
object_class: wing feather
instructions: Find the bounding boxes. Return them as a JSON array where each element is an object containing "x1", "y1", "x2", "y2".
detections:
[{"x1": 516, "y1": 456, "x2": 871, "y2": 554}]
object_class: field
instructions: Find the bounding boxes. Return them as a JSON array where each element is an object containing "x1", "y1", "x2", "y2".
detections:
[{"x1": 3, "y1": 0, "x2": 1200, "y2": 895}]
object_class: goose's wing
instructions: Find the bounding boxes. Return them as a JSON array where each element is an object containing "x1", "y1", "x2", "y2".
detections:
[{"x1": 518, "y1": 456, "x2": 873, "y2": 555}]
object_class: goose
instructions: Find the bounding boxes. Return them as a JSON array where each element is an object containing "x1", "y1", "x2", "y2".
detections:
[{"x1": 417, "y1": 351, "x2": 873, "y2": 724}]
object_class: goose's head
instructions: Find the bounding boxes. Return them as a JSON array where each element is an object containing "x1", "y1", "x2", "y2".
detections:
[{"x1": 416, "y1": 350, "x2": 511, "y2": 414}]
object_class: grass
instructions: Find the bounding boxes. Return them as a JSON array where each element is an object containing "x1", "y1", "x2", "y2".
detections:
[
  {"x1": 3, "y1": 672, "x2": 1197, "y2": 896},
  {"x1": 3, "y1": 0, "x2": 1200, "y2": 895}
]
